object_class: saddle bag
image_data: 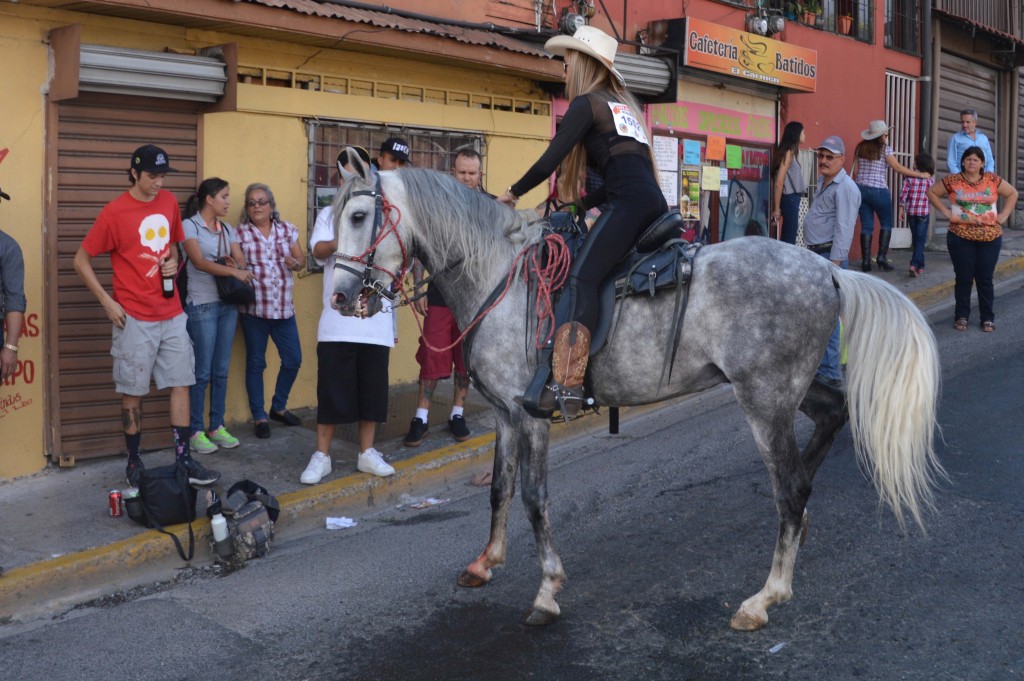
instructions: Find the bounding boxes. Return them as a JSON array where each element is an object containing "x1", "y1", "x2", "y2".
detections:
[{"x1": 622, "y1": 240, "x2": 698, "y2": 298}]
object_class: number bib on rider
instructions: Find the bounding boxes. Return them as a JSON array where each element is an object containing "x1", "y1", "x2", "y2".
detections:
[{"x1": 608, "y1": 102, "x2": 649, "y2": 145}]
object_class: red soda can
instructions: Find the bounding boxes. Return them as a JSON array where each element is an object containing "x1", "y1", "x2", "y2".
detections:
[{"x1": 108, "y1": 489, "x2": 123, "y2": 517}]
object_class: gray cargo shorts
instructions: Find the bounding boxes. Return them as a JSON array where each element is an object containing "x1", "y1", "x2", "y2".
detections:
[{"x1": 111, "y1": 313, "x2": 195, "y2": 395}]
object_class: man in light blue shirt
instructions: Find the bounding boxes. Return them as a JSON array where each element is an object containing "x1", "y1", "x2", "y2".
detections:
[
  {"x1": 947, "y1": 109, "x2": 994, "y2": 174},
  {"x1": 801, "y1": 135, "x2": 861, "y2": 388},
  {"x1": 802, "y1": 136, "x2": 861, "y2": 265}
]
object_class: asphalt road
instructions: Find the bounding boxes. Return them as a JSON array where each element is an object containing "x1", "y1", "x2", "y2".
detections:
[{"x1": 1, "y1": 288, "x2": 1022, "y2": 681}]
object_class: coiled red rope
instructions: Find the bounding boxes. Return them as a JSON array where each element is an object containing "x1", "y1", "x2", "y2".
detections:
[{"x1": 410, "y1": 232, "x2": 572, "y2": 353}]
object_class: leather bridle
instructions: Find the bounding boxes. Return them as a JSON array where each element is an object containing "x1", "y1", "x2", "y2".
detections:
[{"x1": 332, "y1": 173, "x2": 408, "y2": 302}]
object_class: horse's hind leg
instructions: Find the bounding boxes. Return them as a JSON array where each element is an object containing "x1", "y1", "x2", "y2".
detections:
[
  {"x1": 458, "y1": 409, "x2": 524, "y2": 588},
  {"x1": 728, "y1": 399, "x2": 810, "y2": 632},
  {"x1": 798, "y1": 378, "x2": 848, "y2": 479}
]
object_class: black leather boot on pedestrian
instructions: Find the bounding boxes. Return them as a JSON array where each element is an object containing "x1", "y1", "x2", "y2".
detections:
[
  {"x1": 860, "y1": 233, "x2": 873, "y2": 272},
  {"x1": 876, "y1": 230, "x2": 895, "y2": 270}
]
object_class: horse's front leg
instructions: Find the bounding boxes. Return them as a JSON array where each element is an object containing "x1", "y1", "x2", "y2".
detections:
[
  {"x1": 515, "y1": 415, "x2": 563, "y2": 626},
  {"x1": 458, "y1": 412, "x2": 519, "y2": 588},
  {"x1": 728, "y1": 406, "x2": 810, "y2": 631}
]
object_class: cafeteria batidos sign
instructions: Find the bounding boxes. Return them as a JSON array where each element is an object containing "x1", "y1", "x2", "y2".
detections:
[{"x1": 683, "y1": 17, "x2": 818, "y2": 93}]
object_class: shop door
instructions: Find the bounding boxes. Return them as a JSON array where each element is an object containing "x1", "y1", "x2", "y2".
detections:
[
  {"x1": 50, "y1": 94, "x2": 198, "y2": 463},
  {"x1": 936, "y1": 53, "x2": 999, "y2": 236}
]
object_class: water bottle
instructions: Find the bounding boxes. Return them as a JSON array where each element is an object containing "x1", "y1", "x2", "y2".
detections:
[{"x1": 211, "y1": 513, "x2": 232, "y2": 559}]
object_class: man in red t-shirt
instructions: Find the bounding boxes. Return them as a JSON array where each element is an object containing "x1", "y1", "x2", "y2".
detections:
[{"x1": 74, "y1": 144, "x2": 219, "y2": 487}]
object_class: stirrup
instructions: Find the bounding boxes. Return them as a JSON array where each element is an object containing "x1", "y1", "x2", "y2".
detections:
[
  {"x1": 554, "y1": 385, "x2": 585, "y2": 423},
  {"x1": 518, "y1": 365, "x2": 555, "y2": 418}
]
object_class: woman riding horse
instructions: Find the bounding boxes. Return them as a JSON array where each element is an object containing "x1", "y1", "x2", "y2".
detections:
[{"x1": 499, "y1": 26, "x2": 667, "y2": 418}]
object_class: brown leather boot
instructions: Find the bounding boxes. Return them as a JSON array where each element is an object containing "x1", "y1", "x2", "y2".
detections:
[{"x1": 550, "y1": 322, "x2": 591, "y2": 419}]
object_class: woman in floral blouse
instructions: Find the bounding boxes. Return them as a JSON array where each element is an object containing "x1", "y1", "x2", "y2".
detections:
[{"x1": 927, "y1": 146, "x2": 1018, "y2": 332}]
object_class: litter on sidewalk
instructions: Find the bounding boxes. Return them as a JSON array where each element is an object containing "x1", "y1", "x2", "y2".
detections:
[
  {"x1": 397, "y1": 494, "x2": 450, "y2": 509},
  {"x1": 325, "y1": 517, "x2": 357, "y2": 530}
]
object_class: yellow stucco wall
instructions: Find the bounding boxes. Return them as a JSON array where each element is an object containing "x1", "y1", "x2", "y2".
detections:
[
  {"x1": 0, "y1": 4, "x2": 553, "y2": 477},
  {"x1": 0, "y1": 11, "x2": 54, "y2": 479}
]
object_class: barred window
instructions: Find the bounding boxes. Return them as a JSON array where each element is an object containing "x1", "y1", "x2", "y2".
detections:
[
  {"x1": 768, "y1": 0, "x2": 872, "y2": 42},
  {"x1": 305, "y1": 120, "x2": 485, "y2": 269},
  {"x1": 884, "y1": 0, "x2": 922, "y2": 53}
]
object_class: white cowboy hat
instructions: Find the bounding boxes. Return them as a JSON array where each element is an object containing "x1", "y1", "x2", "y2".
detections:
[
  {"x1": 861, "y1": 120, "x2": 893, "y2": 140},
  {"x1": 545, "y1": 26, "x2": 626, "y2": 88}
]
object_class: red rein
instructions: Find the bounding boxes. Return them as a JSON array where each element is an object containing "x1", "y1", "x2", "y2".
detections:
[
  {"x1": 411, "y1": 232, "x2": 572, "y2": 354},
  {"x1": 342, "y1": 189, "x2": 571, "y2": 354}
]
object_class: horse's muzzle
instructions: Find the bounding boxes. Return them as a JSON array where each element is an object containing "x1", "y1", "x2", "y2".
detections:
[{"x1": 332, "y1": 291, "x2": 383, "y2": 317}]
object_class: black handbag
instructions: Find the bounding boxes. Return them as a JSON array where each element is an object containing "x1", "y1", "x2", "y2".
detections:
[
  {"x1": 125, "y1": 462, "x2": 198, "y2": 561},
  {"x1": 214, "y1": 224, "x2": 256, "y2": 306}
]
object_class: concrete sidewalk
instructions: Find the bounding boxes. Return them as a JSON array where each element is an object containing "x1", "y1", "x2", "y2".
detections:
[{"x1": 2, "y1": 232, "x2": 1023, "y2": 622}]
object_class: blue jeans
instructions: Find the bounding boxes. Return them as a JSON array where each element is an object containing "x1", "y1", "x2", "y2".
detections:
[
  {"x1": 186, "y1": 301, "x2": 238, "y2": 434},
  {"x1": 947, "y1": 231, "x2": 1002, "y2": 323},
  {"x1": 907, "y1": 214, "x2": 929, "y2": 269},
  {"x1": 240, "y1": 314, "x2": 302, "y2": 421},
  {"x1": 780, "y1": 192, "x2": 801, "y2": 245},
  {"x1": 857, "y1": 185, "x2": 893, "y2": 236},
  {"x1": 815, "y1": 255, "x2": 849, "y2": 381}
]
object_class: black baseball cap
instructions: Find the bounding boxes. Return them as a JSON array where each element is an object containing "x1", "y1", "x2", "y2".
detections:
[
  {"x1": 0, "y1": 187, "x2": 9, "y2": 202},
  {"x1": 379, "y1": 137, "x2": 411, "y2": 164},
  {"x1": 130, "y1": 144, "x2": 177, "y2": 174}
]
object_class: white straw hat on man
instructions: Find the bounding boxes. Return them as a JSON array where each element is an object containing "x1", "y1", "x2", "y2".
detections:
[{"x1": 545, "y1": 26, "x2": 626, "y2": 88}]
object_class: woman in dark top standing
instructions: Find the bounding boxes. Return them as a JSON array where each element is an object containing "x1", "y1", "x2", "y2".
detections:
[
  {"x1": 770, "y1": 121, "x2": 806, "y2": 245},
  {"x1": 499, "y1": 25, "x2": 666, "y2": 417}
]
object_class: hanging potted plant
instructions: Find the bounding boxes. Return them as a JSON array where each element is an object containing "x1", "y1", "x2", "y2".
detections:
[{"x1": 838, "y1": 13, "x2": 853, "y2": 34}]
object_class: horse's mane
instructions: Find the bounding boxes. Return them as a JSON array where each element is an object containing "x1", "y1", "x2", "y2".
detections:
[{"x1": 395, "y1": 168, "x2": 545, "y2": 286}]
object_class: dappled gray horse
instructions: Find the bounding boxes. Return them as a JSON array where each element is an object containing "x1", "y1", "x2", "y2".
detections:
[{"x1": 328, "y1": 154, "x2": 942, "y2": 630}]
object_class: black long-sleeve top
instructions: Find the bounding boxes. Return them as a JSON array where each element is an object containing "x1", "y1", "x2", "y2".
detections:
[{"x1": 509, "y1": 91, "x2": 656, "y2": 209}]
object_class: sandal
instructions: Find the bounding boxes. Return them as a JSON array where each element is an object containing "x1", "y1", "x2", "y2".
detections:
[
  {"x1": 953, "y1": 318, "x2": 968, "y2": 331},
  {"x1": 981, "y1": 321, "x2": 995, "y2": 333}
]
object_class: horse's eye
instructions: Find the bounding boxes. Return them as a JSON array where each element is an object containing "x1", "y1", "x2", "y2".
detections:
[{"x1": 351, "y1": 211, "x2": 367, "y2": 223}]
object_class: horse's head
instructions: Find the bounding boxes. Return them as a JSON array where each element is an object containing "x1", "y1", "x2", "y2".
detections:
[{"x1": 329, "y1": 148, "x2": 409, "y2": 317}]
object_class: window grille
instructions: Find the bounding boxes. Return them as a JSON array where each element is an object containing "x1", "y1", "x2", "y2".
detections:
[
  {"x1": 767, "y1": 0, "x2": 873, "y2": 42},
  {"x1": 304, "y1": 120, "x2": 486, "y2": 269},
  {"x1": 884, "y1": 0, "x2": 922, "y2": 53}
]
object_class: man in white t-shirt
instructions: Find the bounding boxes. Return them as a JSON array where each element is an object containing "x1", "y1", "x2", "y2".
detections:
[{"x1": 299, "y1": 147, "x2": 396, "y2": 484}]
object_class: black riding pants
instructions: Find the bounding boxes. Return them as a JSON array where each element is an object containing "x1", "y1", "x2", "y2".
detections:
[{"x1": 567, "y1": 182, "x2": 667, "y2": 331}]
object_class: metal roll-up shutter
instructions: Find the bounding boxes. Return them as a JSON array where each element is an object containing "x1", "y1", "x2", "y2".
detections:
[
  {"x1": 52, "y1": 94, "x2": 198, "y2": 462},
  {"x1": 935, "y1": 52, "x2": 999, "y2": 236}
]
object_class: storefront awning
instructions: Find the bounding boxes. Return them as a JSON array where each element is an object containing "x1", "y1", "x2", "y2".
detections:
[
  {"x1": 934, "y1": 9, "x2": 1024, "y2": 66},
  {"x1": 243, "y1": 0, "x2": 549, "y2": 57}
]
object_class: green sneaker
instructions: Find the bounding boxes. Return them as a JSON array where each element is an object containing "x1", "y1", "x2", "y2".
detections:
[
  {"x1": 208, "y1": 425, "x2": 240, "y2": 449},
  {"x1": 190, "y1": 431, "x2": 218, "y2": 455}
]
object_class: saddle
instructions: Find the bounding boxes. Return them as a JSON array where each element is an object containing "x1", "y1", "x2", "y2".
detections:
[{"x1": 518, "y1": 209, "x2": 702, "y2": 418}]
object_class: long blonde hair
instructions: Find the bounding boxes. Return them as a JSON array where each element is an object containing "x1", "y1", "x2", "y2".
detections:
[{"x1": 556, "y1": 50, "x2": 655, "y2": 203}]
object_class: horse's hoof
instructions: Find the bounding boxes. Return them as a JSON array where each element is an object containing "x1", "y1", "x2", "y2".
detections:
[
  {"x1": 457, "y1": 570, "x2": 489, "y2": 588},
  {"x1": 523, "y1": 607, "x2": 559, "y2": 626},
  {"x1": 729, "y1": 608, "x2": 767, "y2": 631}
]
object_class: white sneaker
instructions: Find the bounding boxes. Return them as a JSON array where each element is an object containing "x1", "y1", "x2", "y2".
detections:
[
  {"x1": 357, "y1": 448, "x2": 395, "y2": 477},
  {"x1": 300, "y1": 451, "x2": 332, "y2": 484}
]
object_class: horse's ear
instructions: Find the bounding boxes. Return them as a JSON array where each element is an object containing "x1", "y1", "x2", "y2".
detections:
[{"x1": 338, "y1": 146, "x2": 372, "y2": 183}]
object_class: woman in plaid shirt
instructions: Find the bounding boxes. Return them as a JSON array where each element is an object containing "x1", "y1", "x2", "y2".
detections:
[
  {"x1": 898, "y1": 152, "x2": 935, "y2": 277},
  {"x1": 235, "y1": 183, "x2": 307, "y2": 439},
  {"x1": 853, "y1": 120, "x2": 931, "y2": 272}
]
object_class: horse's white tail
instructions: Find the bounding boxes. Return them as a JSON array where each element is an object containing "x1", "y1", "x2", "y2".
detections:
[{"x1": 834, "y1": 268, "x2": 945, "y2": 530}]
